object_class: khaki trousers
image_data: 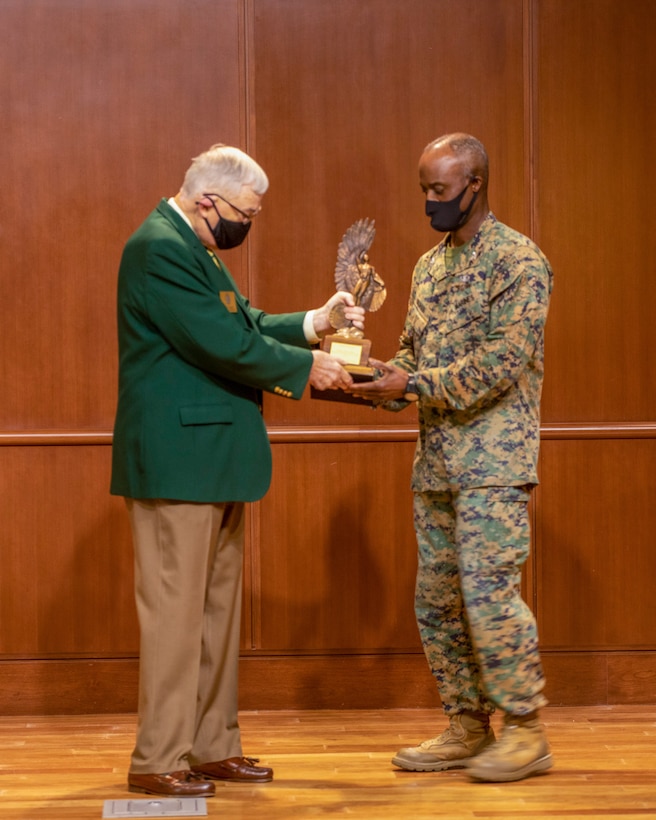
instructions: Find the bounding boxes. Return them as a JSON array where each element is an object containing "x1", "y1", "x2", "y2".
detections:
[{"x1": 126, "y1": 498, "x2": 245, "y2": 774}]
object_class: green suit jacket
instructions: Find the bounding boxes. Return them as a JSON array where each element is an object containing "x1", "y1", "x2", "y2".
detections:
[{"x1": 110, "y1": 199, "x2": 313, "y2": 502}]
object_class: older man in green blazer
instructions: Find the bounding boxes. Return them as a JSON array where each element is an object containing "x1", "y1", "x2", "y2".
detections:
[{"x1": 111, "y1": 144, "x2": 362, "y2": 798}]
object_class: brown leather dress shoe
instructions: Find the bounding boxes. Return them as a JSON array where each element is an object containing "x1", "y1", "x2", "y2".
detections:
[
  {"x1": 192, "y1": 756, "x2": 273, "y2": 782},
  {"x1": 128, "y1": 770, "x2": 216, "y2": 796}
]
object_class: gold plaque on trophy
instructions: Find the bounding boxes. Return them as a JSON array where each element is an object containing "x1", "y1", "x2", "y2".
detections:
[{"x1": 312, "y1": 218, "x2": 386, "y2": 403}]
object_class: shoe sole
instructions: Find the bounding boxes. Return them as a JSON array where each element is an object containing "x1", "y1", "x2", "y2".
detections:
[
  {"x1": 127, "y1": 783, "x2": 216, "y2": 796},
  {"x1": 192, "y1": 770, "x2": 273, "y2": 783},
  {"x1": 468, "y1": 753, "x2": 553, "y2": 783},
  {"x1": 391, "y1": 755, "x2": 473, "y2": 772}
]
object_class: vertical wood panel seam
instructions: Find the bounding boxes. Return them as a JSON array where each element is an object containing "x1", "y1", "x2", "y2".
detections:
[
  {"x1": 527, "y1": 0, "x2": 540, "y2": 623},
  {"x1": 524, "y1": 0, "x2": 539, "y2": 242},
  {"x1": 242, "y1": 0, "x2": 260, "y2": 649}
]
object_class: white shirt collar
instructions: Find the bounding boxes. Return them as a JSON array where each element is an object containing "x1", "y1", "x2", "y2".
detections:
[{"x1": 167, "y1": 196, "x2": 193, "y2": 228}]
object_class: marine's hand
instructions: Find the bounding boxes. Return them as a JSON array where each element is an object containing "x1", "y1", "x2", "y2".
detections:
[
  {"x1": 309, "y1": 349, "x2": 353, "y2": 391},
  {"x1": 313, "y1": 291, "x2": 366, "y2": 336},
  {"x1": 347, "y1": 358, "x2": 410, "y2": 400}
]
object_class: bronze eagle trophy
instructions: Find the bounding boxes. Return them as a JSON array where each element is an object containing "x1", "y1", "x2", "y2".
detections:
[
  {"x1": 316, "y1": 218, "x2": 386, "y2": 396},
  {"x1": 328, "y1": 217, "x2": 387, "y2": 336}
]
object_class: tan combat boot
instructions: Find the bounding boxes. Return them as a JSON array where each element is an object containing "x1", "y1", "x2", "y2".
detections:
[
  {"x1": 392, "y1": 711, "x2": 496, "y2": 772},
  {"x1": 466, "y1": 713, "x2": 553, "y2": 782}
]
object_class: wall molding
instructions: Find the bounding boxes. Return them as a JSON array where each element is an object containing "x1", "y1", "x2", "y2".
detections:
[
  {"x1": 2, "y1": 651, "x2": 655, "y2": 715},
  {"x1": 1, "y1": 423, "x2": 655, "y2": 447}
]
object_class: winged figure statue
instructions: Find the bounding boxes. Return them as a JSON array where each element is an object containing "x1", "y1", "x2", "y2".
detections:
[{"x1": 329, "y1": 218, "x2": 386, "y2": 335}]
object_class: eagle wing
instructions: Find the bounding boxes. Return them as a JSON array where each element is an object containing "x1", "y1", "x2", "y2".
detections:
[
  {"x1": 334, "y1": 218, "x2": 376, "y2": 292},
  {"x1": 366, "y1": 275, "x2": 387, "y2": 312}
]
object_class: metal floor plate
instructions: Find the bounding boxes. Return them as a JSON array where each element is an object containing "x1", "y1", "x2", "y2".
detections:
[{"x1": 102, "y1": 798, "x2": 208, "y2": 818}]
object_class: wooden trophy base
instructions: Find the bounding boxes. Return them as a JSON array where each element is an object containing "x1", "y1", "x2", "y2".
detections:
[{"x1": 310, "y1": 333, "x2": 376, "y2": 405}]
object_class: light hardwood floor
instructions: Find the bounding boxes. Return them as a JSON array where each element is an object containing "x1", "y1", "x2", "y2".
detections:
[{"x1": 1, "y1": 706, "x2": 655, "y2": 819}]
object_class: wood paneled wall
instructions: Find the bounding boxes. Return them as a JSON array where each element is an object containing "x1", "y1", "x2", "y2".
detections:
[{"x1": 1, "y1": 0, "x2": 655, "y2": 715}]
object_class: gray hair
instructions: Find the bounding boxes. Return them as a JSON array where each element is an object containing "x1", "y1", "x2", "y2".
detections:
[
  {"x1": 180, "y1": 143, "x2": 269, "y2": 199},
  {"x1": 424, "y1": 133, "x2": 489, "y2": 185}
]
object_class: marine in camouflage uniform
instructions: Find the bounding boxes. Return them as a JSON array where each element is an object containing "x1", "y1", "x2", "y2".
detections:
[
  {"x1": 395, "y1": 212, "x2": 552, "y2": 719},
  {"x1": 349, "y1": 133, "x2": 553, "y2": 782}
]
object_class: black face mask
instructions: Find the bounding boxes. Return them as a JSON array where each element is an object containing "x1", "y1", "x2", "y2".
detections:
[
  {"x1": 425, "y1": 181, "x2": 478, "y2": 233},
  {"x1": 204, "y1": 201, "x2": 251, "y2": 249}
]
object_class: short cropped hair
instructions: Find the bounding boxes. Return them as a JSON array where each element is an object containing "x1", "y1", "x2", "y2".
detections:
[
  {"x1": 424, "y1": 133, "x2": 489, "y2": 185},
  {"x1": 180, "y1": 144, "x2": 269, "y2": 199}
]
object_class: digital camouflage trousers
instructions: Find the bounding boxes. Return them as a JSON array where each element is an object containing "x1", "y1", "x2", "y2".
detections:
[{"x1": 414, "y1": 486, "x2": 547, "y2": 717}]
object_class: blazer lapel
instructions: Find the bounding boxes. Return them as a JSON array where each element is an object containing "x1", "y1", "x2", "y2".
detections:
[
  {"x1": 156, "y1": 200, "x2": 256, "y2": 329},
  {"x1": 203, "y1": 249, "x2": 257, "y2": 330}
]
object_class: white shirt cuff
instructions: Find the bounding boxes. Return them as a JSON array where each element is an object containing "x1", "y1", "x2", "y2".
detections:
[{"x1": 303, "y1": 310, "x2": 320, "y2": 344}]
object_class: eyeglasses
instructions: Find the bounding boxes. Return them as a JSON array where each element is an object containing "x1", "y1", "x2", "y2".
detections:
[{"x1": 202, "y1": 192, "x2": 260, "y2": 222}]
